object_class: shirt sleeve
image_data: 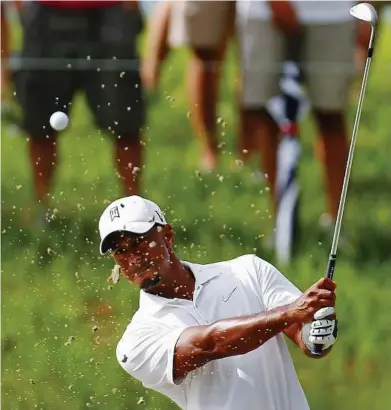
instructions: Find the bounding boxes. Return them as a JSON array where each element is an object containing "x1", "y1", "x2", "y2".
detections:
[
  {"x1": 253, "y1": 255, "x2": 302, "y2": 310},
  {"x1": 116, "y1": 319, "x2": 188, "y2": 389}
]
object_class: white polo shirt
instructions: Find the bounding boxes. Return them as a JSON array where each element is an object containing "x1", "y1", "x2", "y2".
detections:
[{"x1": 116, "y1": 255, "x2": 310, "y2": 410}]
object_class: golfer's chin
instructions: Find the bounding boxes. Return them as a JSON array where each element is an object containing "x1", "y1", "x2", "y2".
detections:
[{"x1": 140, "y1": 271, "x2": 162, "y2": 292}]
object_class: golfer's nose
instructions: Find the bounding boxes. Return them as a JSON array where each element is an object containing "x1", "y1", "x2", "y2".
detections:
[{"x1": 127, "y1": 253, "x2": 145, "y2": 267}]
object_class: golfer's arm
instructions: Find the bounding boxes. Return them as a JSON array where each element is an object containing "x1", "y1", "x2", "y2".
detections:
[{"x1": 173, "y1": 304, "x2": 296, "y2": 381}]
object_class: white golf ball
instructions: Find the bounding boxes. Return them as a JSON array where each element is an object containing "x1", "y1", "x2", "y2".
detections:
[{"x1": 49, "y1": 111, "x2": 69, "y2": 131}]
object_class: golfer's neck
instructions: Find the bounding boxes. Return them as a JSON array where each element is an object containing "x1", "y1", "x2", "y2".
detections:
[{"x1": 155, "y1": 261, "x2": 195, "y2": 301}]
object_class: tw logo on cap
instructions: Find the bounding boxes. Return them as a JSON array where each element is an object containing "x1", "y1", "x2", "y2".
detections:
[{"x1": 109, "y1": 206, "x2": 120, "y2": 221}]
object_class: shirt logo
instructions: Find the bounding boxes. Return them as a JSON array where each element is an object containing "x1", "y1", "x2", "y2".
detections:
[
  {"x1": 222, "y1": 287, "x2": 237, "y2": 302},
  {"x1": 109, "y1": 206, "x2": 120, "y2": 221}
]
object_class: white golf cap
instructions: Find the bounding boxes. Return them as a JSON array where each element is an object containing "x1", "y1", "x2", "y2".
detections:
[{"x1": 98, "y1": 195, "x2": 167, "y2": 255}]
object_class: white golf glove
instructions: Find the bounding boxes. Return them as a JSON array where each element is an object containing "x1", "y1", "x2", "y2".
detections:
[{"x1": 302, "y1": 307, "x2": 338, "y2": 352}]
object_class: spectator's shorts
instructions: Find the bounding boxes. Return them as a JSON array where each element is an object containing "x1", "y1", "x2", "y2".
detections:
[
  {"x1": 18, "y1": 2, "x2": 145, "y2": 138},
  {"x1": 238, "y1": 20, "x2": 357, "y2": 111},
  {"x1": 168, "y1": 0, "x2": 235, "y2": 49}
]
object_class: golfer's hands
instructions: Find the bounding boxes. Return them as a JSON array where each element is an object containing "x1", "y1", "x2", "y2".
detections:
[
  {"x1": 308, "y1": 307, "x2": 338, "y2": 351},
  {"x1": 291, "y1": 277, "x2": 336, "y2": 323}
]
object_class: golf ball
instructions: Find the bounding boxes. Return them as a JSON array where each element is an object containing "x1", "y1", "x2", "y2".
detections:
[{"x1": 49, "y1": 111, "x2": 69, "y2": 131}]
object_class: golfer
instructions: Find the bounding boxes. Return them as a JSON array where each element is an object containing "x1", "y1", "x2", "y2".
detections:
[{"x1": 98, "y1": 195, "x2": 338, "y2": 410}]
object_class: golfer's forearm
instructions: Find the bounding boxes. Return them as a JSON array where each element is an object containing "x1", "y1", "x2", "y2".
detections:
[{"x1": 204, "y1": 304, "x2": 296, "y2": 358}]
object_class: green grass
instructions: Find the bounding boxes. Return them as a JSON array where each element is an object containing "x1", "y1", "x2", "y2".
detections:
[{"x1": 2, "y1": 19, "x2": 391, "y2": 410}]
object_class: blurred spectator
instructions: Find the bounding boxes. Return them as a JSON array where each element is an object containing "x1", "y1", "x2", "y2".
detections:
[
  {"x1": 1, "y1": 3, "x2": 20, "y2": 104},
  {"x1": 237, "y1": 1, "x2": 301, "y2": 168},
  {"x1": 1, "y1": 2, "x2": 23, "y2": 127},
  {"x1": 237, "y1": 0, "x2": 356, "y2": 232},
  {"x1": 17, "y1": 0, "x2": 145, "y2": 222},
  {"x1": 142, "y1": 0, "x2": 235, "y2": 171},
  {"x1": 1, "y1": 1, "x2": 10, "y2": 102},
  {"x1": 316, "y1": 1, "x2": 387, "y2": 184}
]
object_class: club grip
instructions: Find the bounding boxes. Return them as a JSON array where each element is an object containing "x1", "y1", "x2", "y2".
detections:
[
  {"x1": 325, "y1": 254, "x2": 337, "y2": 280},
  {"x1": 313, "y1": 343, "x2": 323, "y2": 355},
  {"x1": 312, "y1": 254, "x2": 337, "y2": 355}
]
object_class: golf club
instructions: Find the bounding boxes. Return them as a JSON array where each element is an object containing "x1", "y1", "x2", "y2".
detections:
[{"x1": 312, "y1": 2, "x2": 378, "y2": 355}]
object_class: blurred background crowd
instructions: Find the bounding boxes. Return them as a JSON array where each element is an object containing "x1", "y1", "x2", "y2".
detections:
[
  {"x1": 1, "y1": 1, "x2": 391, "y2": 409},
  {"x1": 2, "y1": 1, "x2": 388, "y2": 230}
]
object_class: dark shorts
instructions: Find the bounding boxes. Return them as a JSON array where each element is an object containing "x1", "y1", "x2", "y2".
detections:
[{"x1": 18, "y1": 2, "x2": 145, "y2": 138}]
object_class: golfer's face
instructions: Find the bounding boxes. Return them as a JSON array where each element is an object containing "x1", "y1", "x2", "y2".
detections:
[{"x1": 111, "y1": 227, "x2": 169, "y2": 290}]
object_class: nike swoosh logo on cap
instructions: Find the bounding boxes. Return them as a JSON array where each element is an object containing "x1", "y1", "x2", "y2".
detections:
[{"x1": 154, "y1": 211, "x2": 164, "y2": 223}]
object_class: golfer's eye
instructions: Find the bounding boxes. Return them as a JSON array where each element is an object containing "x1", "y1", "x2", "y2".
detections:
[
  {"x1": 130, "y1": 238, "x2": 141, "y2": 248},
  {"x1": 125, "y1": 239, "x2": 144, "y2": 252},
  {"x1": 114, "y1": 247, "x2": 127, "y2": 255},
  {"x1": 134, "y1": 236, "x2": 148, "y2": 247}
]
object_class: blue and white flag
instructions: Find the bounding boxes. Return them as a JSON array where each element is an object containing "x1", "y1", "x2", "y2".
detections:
[{"x1": 266, "y1": 61, "x2": 310, "y2": 265}]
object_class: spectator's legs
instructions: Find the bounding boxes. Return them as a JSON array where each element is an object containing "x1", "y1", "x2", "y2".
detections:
[
  {"x1": 86, "y1": 4, "x2": 145, "y2": 196},
  {"x1": 313, "y1": 112, "x2": 348, "y2": 219},
  {"x1": 114, "y1": 136, "x2": 142, "y2": 196},
  {"x1": 239, "y1": 108, "x2": 279, "y2": 200},
  {"x1": 18, "y1": 3, "x2": 76, "y2": 216},
  {"x1": 237, "y1": 19, "x2": 283, "y2": 207},
  {"x1": 187, "y1": 47, "x2": 224, "y2": 171},
  {"x1": 255, "y1": 110, "x2": 279, "y2": 210},
  {"x1": 1, "y1": 3, "x2": 9, "y2": 101},
  {"x1": 305, "y1": 22, "x2": 355, "y2": 223},
  {"x1": 169, "y1": 1, "x2": 235, "y2": 171},
  {"x1": 238, "y1": 105, "x2": 258, "y2": 163},
  {"x1": 141, "y1": 0, "x2": 172, "y2": 92},
  {"x1": 28, "y1": 138, "x2": 58, "y2": 206}
]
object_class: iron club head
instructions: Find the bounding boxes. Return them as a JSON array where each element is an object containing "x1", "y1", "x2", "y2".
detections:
[{"x1": 350, "y1": 2, "x2": 378, "y2": 26}]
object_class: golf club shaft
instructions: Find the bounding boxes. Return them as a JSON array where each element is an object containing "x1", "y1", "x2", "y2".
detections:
[
  {"x1": 326, "y1": 26, "x2": 375, "y2": 280},
  {"x1": 312, "y1": 26, "x2": 376, "y2": 356}
]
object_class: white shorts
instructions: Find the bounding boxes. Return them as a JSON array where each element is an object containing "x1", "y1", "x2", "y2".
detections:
[
  {"x1": 238, "y1": 20, "x2": 357, "y2": 111},
  {"x1": 168, "y1": 0, "x2": 235, "y2": 49}
]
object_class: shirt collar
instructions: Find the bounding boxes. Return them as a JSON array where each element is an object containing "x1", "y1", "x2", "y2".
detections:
[{"x1": 138, "y1": 260, "x2": 221, "y2": 315}]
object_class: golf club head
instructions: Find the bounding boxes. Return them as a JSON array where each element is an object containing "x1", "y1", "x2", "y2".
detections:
[{"x1": 350, "y1": 3, "x2": 378, "y2": 26}]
